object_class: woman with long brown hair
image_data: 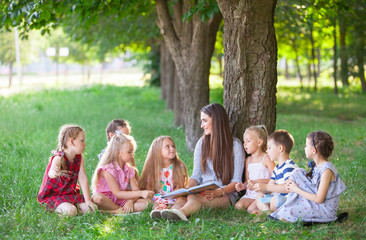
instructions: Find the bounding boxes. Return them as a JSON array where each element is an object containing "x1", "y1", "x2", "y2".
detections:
[{"x1": 161, "y1": 103, "x2": 245, "y2": 221}]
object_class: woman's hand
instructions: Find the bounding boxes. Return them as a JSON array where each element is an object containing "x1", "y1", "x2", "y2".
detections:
[
  {"x1": 286, "y1": 180, "x2": 298, "y2": 193},
  {"x1": 201, "y1": 188, "x2": 223, "y2": 201},
  {"x1": 140, "y1": 190, "x2": 155, "y2": 199},
  {"x1": 253, "y1": 183, "x2": 266, "y2": 192}
]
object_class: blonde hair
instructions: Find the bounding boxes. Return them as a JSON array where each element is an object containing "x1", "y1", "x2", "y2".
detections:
[
  {"x1": 139, "y1": 136, "x2": 188, "y2": 192},
  {"x1": 91, "y1": 134, "x2": 137, "y2": 191},
  {"x1": 244, "y1": 125, "x2": 268, "y2": 153}
]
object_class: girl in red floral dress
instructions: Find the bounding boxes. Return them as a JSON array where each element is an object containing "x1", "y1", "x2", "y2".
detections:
[
  {"x1": 38, "y1": 124, "x2": 96, "y2": 216},
  {"x1": 139, "y1": 136, "x2": 189, "y2": 219}
]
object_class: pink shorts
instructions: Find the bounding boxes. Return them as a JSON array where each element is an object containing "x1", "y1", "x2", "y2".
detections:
[{"x1": 101, "y1": 192, "x2": 128, "y2": 207}]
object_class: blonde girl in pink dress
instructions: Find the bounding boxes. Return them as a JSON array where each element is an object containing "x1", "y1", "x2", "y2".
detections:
[
  {"x1": 91, "y1": 134, "x2": 154, "y2": 214},
  {"x1": 139, "y1": 136, "x2": 188, "y2": 219},
  {"x1": 235, "y1": 125, "x2": 275, "y2": 214}
]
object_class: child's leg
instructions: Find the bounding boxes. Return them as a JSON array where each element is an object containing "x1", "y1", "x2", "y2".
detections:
[
  {"x1": 92, "y1": 193, "x2": 120, "y2": 210},
  {"x1": 171, "y1": 196, "x2": 187, "y2": 210},
  {"x1": 270, "y1": 196, "x2": 277, "y2": 211},
  {"x1": 55, "y1": 202, "x2": 78, "y2": 217},
  {"x1": 235, "y1": 197, "x2": 254, "y2": 211},
  {"x1": 256, "y1": 193, "x2": 271, "y2": 212},
  {"x1": 134, "y1": 198, "x2": 152, "y2": 212},
  {"x1": 247, "y1": 201, "x2": 259, "y2": 214},
  {"x1": 179, "y1": 193, "x2": 230, "y2": 217}
]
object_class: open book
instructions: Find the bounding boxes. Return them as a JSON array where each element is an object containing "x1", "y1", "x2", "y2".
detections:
[{"x1": 161, "y1": 182, "x2": 220, "y2": 199}]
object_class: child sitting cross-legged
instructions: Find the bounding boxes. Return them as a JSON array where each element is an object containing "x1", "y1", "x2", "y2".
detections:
[
  {"x1": 253, "y1": 130, "x2": 298, "y2": 213},
  {"x1": 91, "y1": 134, "x2": 154, "y2": 214}
]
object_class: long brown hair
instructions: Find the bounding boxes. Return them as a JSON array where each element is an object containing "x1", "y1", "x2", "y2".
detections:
[
  {"x1": 200, "y1": 103, "x2": 234, "y2": 185},
  {"x1": 139, "y1": 136, "x2": 188, "y2": 192}
]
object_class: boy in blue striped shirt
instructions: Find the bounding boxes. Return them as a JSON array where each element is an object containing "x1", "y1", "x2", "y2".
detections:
[{"x1": 252, "y1": 130, "x2": 298, "y2": 213}]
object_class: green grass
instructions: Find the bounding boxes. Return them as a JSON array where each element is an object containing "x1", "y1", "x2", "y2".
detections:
[{"x1": 0, "y1": 83, "x2": 365, "y2": 239}]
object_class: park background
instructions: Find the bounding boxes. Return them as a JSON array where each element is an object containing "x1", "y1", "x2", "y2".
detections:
[{"x1": 1, "y1": 0, "x2": 365, "y2": 239}]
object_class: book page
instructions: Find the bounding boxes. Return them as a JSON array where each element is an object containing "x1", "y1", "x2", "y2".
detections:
[{"x1": 188, "y1": 183, "x2": 220, "y2": 194}]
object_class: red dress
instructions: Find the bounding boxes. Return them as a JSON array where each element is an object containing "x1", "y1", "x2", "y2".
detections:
[{"x1": 37, "y1": 154, "x2": 85, "y2": 210}]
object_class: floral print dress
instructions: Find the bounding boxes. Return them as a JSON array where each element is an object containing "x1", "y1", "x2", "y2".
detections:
[{"x1": 152, "y1": 164, "x2": 176, "y2": 206}]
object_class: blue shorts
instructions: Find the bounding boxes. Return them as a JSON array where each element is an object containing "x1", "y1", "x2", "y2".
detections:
[{"x1": 259, "y1": 193, "x2": 287, "y2": 209}]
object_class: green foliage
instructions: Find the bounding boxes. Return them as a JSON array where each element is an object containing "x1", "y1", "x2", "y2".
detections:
[
  {"x1": 182, "y1": 0, "x2": 220, "y2": 22},
  {"x1": 0, "y1": 83, "x2": 365, "y2": 238}
]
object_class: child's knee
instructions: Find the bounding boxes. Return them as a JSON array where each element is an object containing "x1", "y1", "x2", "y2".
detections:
[
  {"x1": 92, "y1": 194, "x2": 104, "y2": 205},
  {"x1": 56, "y1": 203, "x2": 78, "y2": 216},
  {"x1": 235, "y1": 200, "x2": 245, "y2": 210}
]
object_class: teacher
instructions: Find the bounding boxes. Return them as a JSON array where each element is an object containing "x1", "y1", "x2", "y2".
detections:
[{"x1": 161, "y1": 103, "x2": 245, "y2": 221}]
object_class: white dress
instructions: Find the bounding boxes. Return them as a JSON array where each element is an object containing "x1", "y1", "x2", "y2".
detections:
[{"x1": 241, "y1": 157, "x2": 272, "y2": 199}]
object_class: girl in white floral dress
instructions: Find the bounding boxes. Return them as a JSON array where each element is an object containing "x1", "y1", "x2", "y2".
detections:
[{"x1": 139, "y1": 136, "x2": 188, "y2": 218}]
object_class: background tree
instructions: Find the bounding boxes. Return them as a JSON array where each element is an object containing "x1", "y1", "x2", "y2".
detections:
[{"x1": 217, "y1": 0, "x2": 278, "y2": 139}]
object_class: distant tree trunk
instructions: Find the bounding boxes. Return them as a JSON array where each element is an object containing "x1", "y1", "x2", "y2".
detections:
[
  {"x1": 309, "y1": 24, "x2": 317, "y2": 91},
  {"x1": 217, "y1": 0, "x2": 277, "y2": 139},
  {"x1": 160, "y1": 41, "x2": 167, "y2": 99},
  {"x1": 155, "y1": 0, "x2": 222, "y2": 151},
  {"x1": 8, "y1": 62, "x2": 13, "y2": 88},
  {"x1": 173, "y1": 70, "x2": 184, "y2": 127},
  {"x1": 339, "y1": 16, "x2": 349, "y2": 87},
  {"x1": 333, "y1": 20, "x2": 338, "y2": 94},
  {"x1": 217, "y1": 52, "x2": 223, "y2": 77},
  {"x1": 285, "y1": 58, "x2": 289, "y2": 79},
  {"x1": 317, "y1": 48, "x2": 321, "y2": 78},
  {"x1": 355, "y1": 30, "x2": 366, "y2": 93},
  {"x1": 165, "y1": 48, "x2": 175, "y2": 110},
  {"x1": 294, "y1": 50, "x2": 303, "y2": 90},
  {"x1": 307, "y1": 61, "x2": 312, "y2": 90}
]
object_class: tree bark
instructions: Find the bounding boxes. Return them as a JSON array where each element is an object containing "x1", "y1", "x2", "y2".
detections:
[
  {"x1": 165, "y1": 46, "x2": 175, "y2": 110},
  {"x1": 173, "y1": 70, "x2": 184, "y2": 127},
  {"x1": 339, "y1": 16, "x2": 349, "y2": 87},
  {"x1": 155, "y1": 0, "x2": 222, "y2": 151},
  {"x1": 333, "y1": 20, "x2": 338, "y2": 94},
  {"x1": 217, "y1": 0, "x2": 277, "y2": 139},
  {"x1": 160, "y1": 41, "x2": 167, "y2": 99}
]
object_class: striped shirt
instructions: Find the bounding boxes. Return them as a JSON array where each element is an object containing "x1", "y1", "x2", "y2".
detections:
[{"x1": 271, "y1": 159, "x2": 298, "y2": 185}]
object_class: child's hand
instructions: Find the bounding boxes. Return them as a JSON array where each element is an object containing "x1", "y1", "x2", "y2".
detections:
[
  {"x1": 286, "y1": 180, "x2": 298, "y2": 193},
  {"x1": 247, "y1": 180, "x2": 254, "y2": 191},
  {"x1": 121, "y1": 200, "x2": 134, "y2": 213},
  {"x1": 87, "y1": 201, "x2": 98, "y2": 212},
  {"x1": 253, "y1": 183, "x2": 266, "y2": 192},
  {"x1": 141, "y1": 190, "x2": 154, "y2": 199},
  {"x1": 235, "y1": 182, "x2": 246, "y2": 192}
]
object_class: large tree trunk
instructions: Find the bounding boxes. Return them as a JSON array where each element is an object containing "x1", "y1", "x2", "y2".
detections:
[
  {"x1": 217, "y1": 0, "x2": 277, "y2": 139},
  {"x1": 160, "y1": 42, "x2": 167, "y2": 99},
  {"x1": 155, "y1": 0, "x2": 222, "y2": 151},
  {"x1": 165, "y1": 46, "x2": 175, "y2": 110},
  {"x1": 339, "y1": 16, "x2": 349, "y2": 87},
  {"x1": 333, "y1": 20, "x2": 338, "y2": 94},
  {"x1": 173, "y1": 70, "x2": 184, "y2": 127}
]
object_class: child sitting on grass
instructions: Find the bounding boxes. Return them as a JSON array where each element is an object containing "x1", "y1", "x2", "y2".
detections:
[
  {"x1": 37, "y1": 124, "x2": 96, "y2": 216},
  {"x1": 270, "y1": 131, "x2": 347, "y2": 223},
  {"x1": 139, "y1": 136, "x2": 189, "y2": 219},
  {"x1": 91, "y1": 134, "x2": 154, "y2": 214},
  {"x1": 253, "y1": 130, "x2": 298, "y2": 213},
  {"x1": 235, "y1": 125, "x2": 275, "y2": 214}
]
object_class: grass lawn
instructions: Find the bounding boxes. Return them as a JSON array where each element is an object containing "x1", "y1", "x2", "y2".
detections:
[{"x1": 0, "y1": 82, "x2": 365, "y2": 239}]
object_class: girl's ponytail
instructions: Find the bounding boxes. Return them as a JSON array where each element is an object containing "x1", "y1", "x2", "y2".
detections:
[{"x1": 306, "y1": 160, "x2": 316, "y2": 179}]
